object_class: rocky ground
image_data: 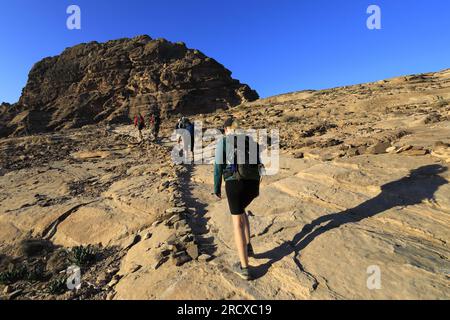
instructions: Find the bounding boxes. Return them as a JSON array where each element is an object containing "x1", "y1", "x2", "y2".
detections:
[
  {"x1": 0, "y1": 124, "x2": 198, "y2": 300},
  {"x1": 1, "y1": 69, "x2": 450, "y2": 300}
]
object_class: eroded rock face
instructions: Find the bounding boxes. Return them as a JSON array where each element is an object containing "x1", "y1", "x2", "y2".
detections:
[
  {"x1": 1, "y1": 35, "x2": 258, "y2": 137},
  {"x1": 0, "y1": 103, "x2": 25, "y2": 137}
]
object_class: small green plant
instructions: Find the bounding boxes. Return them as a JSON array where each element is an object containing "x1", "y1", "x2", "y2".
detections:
[
  {"x1": 47, "y1": 277, "x2": 67, "y2": 295},
  {"x1": 434, "y1": 96, "x2": 448, "y2": 108},
  {"x1": 437, "y1": 100, "x2": 448, "y2": 108},
  {"x1": 282, "y1": 115, "x2": 301, "y2": 123},
  {"x1": 69, "y1": 245, "x2": 96, "y2": 267},
  {"x1": 26, "y1": 264, "x2": 45, "y2": 282},
  {"x1": 0, "y1": 265, "x2": 28, "y2": 285}
]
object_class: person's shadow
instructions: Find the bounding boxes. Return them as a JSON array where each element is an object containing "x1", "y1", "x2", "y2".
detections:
[{"x1": 252, "y1": 164, "x2": 448, "y2": 279}]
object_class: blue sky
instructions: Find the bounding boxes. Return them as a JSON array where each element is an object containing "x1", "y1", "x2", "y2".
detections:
[{"x1": 1, "y1": 0, "x2": 450, "y2": 103}]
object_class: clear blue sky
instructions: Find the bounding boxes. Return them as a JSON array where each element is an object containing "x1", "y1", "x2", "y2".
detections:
[{"x1": 1, "y1": 0, "x2": 450, "y2": 103}]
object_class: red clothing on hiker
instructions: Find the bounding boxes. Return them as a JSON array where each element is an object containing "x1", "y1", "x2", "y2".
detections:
[{"x1": 134, "y1": 115, "x2": 145, "y2": 128}]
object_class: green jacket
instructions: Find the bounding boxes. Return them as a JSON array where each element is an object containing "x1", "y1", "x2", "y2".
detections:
[{"x1": 213, "y1": 135, "x2": 261, "y2": 195}]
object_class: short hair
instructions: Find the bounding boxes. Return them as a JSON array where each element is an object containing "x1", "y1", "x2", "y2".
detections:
[
  {"x1": 223, "y1": 118, "x2": 234, "y2": 128},
  {"x1": 223, "y1": 118, "x2": 239, "y2": 129}
]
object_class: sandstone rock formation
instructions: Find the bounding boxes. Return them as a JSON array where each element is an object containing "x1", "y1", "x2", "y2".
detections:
[
  {"x1": 1, "y1": 67, "x2": 449, "y2": 300},
  {"x1": 0, "y1": 35, "x2": 258, "y2": 137}
]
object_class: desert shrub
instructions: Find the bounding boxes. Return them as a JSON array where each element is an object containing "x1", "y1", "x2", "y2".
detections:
[
  {"x1": 47, "y1": 277, "x2": 67, "y2": 295},
  {"x1": 437, "y1": 100, "x2": 448, "y2": 108},
  {"x1": 0, "y1": 265, "x2": 28, "y2": 285},
  {"x1": 69, "y1": 245, "x2": 96, "y2": 267},
  {"x1": 283, "y1": 115, "x2": 301, "y2": 123},
  {"x1": 433, "y1": 96, "x2": 448, "y2": 108},
  {"x1": 0, "y1": 263, "x2": 47, "y2": 284},
  {"x1": 26, "y1": 263, "x2": 46, "y2": 282}
]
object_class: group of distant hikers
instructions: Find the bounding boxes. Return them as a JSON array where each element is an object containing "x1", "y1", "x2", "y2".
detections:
[
  {"x1": 133, "y1": 109, "x2": 161, "y2": 143},
  {"x1": 133, "y1": 112, "x2": 262, "y2": 281}
]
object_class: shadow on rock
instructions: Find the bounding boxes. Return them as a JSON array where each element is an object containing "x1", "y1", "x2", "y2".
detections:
[
  {"x1": 253, "y1": 164, "x2": 448, "y2": 279},
  {"x1": 180, "y1": 164, "x2": 217, "y2": 258}
]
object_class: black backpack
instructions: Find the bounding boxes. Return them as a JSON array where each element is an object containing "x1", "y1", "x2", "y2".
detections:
[
  {"x1": 177, "y1": 118, "x2": 188, "y2": 130},
  {"x1": 223, "y1": 135, "x2": 262, "y2": 181}
]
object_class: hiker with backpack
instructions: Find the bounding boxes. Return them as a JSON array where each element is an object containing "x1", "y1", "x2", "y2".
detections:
[
  {"x1": 176, "y1": 117, "x2": 195, "y2": 161},
  {"x1": 134, "y1": 113, "x2": 146, "y2": 143},
  {"x1": 185, "y1": 119, "x2": 195, "y2": 158},
  {"x1": 149, "y1": 109, "x2": 161, "y2": 142},
  {"x1": 213, "y1": 118, "x2": 262, "y2": 281},
  {"x1": 176, "y1": 116, "x2": 187, "y2": 131}
]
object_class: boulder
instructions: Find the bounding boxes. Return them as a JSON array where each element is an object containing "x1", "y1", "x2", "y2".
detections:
[
  {"x1": 198, "y1": 254, "x2": 213, "y2": 262},
  {"x1": 186, "y1": 243, "x2": 199, "y2": 260},
  {"x1": 165, "y1": 207, "x2": 187, "y2": 214},
  {"x1": 403, "y1": 149, "x2": 429, "y2": 156},
  {"x1": 396, "y1": 145, "x2": 413, "y2": 154},
  {"x1": 386, "y1": 146, "x2": 397, "y2": 153},
  {"x1": 366, "y1": 141, "x2": 391, "y2": 155},
  {"x1": 124, "y1": 234, "x2": 142, "y2": 250},
  {"x1": 293, "y1": 152, "x2": 304, "y2": 159},
  {"x1": 1, "y1": 35, "x2": 258, "y2": 138},
  {"x1": 171, "y1": 252, "x2": 192, "y2": 267}
]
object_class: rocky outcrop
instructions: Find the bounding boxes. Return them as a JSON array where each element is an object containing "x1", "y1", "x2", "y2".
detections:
[
  {"x1": 0, "y1": 103, "x2": 25, "y2": 137},
  {"x1": 1, "y1": 35, "x2": 258, "y2": 137}
]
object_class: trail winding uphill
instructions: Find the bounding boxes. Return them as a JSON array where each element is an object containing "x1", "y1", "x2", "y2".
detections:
[{"x1": 115, "y1": 148, "x2": 450, "y2": 300}]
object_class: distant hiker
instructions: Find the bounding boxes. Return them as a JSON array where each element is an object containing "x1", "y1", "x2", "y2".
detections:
[
  {"x1": 175, "y1": 117, "x2": 185, "y2": 151},
  {"x1": 185, "y1": 119, "x2": 195, "y2": 157},
  {"x1": 153, "y1": 110, "x2": 161, "y2": 141},
  {"x1": 149, "y1": 109, "x2": 161, "y2": 142},
  {"x1": 149, "y1": 113, "x2": 156, "y2": 141},
  {"x1": 134, "y1": 113, "x2": 146, "y2": 142},
  {"x1": 213, "y1": 118, "x2": 262, "y2": 280},
  {"x1": 176, "y1": 117, "x2": 195, "y2": 160},
  {"x1": 104, "y1": 124, "x2": 113, "y2": 137},
  {"x1": 176, "y1": 116, "x2": 188, "y2": 133}
]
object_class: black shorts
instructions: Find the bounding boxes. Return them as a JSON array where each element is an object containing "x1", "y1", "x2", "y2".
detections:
[
  {"x1": 190, "y1": 136, "x2": 195, "y2": 152},
  {"x1": 225, "y1": 180, "x2": 260, "y2": 215}
]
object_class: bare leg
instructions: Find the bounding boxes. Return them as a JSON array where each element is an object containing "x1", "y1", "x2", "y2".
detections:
[
  {"x1": 243, "y1": 212, "x2": 251, "y2": 246},
  {"x1": 232, "y1": 215, "x2": 249, "y2": 268}
]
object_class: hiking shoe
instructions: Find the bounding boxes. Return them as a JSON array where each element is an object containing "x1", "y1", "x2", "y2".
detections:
[
  {"x1": 232, "y1": 263, "x2": 253, "y2": 281},
  {"x1": 247, "y1": 243, "x2": 255, "y2": 257}
]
